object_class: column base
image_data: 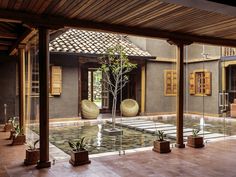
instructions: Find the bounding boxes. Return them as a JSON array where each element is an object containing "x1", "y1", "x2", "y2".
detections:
[
  {"x1": 36, "y1": 161, "x2": 51, "y2": 169},
  {"x1": 175, "y1": 143, "x2": 185, "y2": 148}
]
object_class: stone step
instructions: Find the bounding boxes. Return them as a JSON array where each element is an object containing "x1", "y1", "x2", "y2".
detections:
[
  {"x1": 113, "y1": 119, "x2": 227, "y2": 142},
  {"x1": 203, "y1": 133, "x2": 226, "y2": 139},
  {"x1": 118, "y1": 121, "x2": 155, "y2": 125},
  {"x1": 144, "y1": 126, "x2": 177, "y2": 132},
  {"x1": 183, "y1": 131, "x2": 212, "y2": 137}
]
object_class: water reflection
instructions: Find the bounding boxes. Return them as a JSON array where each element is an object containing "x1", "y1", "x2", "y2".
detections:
[{"x1": 97, "y1": 124, "x2": 102, "y2": 149}]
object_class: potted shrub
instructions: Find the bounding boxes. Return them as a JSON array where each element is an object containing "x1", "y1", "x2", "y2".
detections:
[
  {"x1": 8, "y1": 118, "x2": 17, "y2": 139},
  {"x1": 11, "y1": 125, "x2": 26, "y2": 145},
  {"x1": 187, "y1": 128, "x2": 204, "y2": 148},
  {"x1": 68, "y1": 137, "x2": 91, "y2": 166},
  {"x1": 24, "y1": 139, "x2": 40, "y2": 165},
  {"x1": 153, "y1": 130, "x2": 171, "y2": 153}
]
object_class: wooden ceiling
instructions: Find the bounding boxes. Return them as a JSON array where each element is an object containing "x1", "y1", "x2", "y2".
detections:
[{"x1": 1, "y1": 0, "x2": 236, "y2": 55}]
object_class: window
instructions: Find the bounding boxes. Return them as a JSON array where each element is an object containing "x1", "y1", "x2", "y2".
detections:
[
  {"x1": 189, "y1": 71, "x2": 211, "y2": 96},
  {"x1": 27, "y1": 63, "x2": 62, "y2": 96},
  {"x1": 164, "y1": 70, "x2": 177, "y2": 96},
  {"x1": 31, "y1": 62, "x2": 39, "y2": 95}
]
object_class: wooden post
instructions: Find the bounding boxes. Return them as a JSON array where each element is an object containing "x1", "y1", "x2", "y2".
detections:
[
  {"x1": 141, "y1": 64, "x2": 146, "y2": 114},
  {"x1": 78, "y1": 61, "x2": 81, "y2": 116},
  {"x1": 36, "y1": 28, "x2": 51, "y2": 169},
  {"x1": 167, "y1": 39, "x2": 192, "y2": 148},
  {"x1": 18, "y1": 45, "x2": 25, "y2": 133},
  {"x1": 176, "y1": 43, "x2": 185, "y2": 148}
]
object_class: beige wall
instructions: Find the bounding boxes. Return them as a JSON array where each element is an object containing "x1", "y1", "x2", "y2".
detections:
[
  {"x1": 128, "y1": 36, "x2": 221, "y2": 61},
  {"x1": 187, "y1": 44, "x2": 221, "y2": 61}
]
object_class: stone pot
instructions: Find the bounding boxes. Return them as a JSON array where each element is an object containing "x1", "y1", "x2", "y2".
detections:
[
  {"x1": 187, "y1": 135, "x2": 204, "y2": 148},
  {"x1": 69, "y1": 150, "x2": 91, "y2": 166},
  {"x1": 11, "y1": 134, "x2": 26, "y2": 145},
  {"x1": 4, "y1": 123, "x2": 13, "y2": 132},
  {"x1": 153, "y1": 140, "x2": 171, "y2": 153},
  {"x1": 24, "y1": 148, "x2": 40, "y2": 165}
]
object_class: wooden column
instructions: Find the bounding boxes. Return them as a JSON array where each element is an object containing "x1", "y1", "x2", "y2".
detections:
[
  {"x1": 176, "y1": 43, "x2": 185, "y2": 148},
  {"x1": 167, "y1": 39, "x2": 192, "y2": 148},
  {"x1": 37, "y1": 28, "x2": 51, "y2": 169},
  {"x1": 18, "y1": 46, "x2": 25, "y2": 133},
  {"x1": 141, "y1": 64, "x2": 146, "y2": 115},
  {"x1": 222, "y1": 65, "x2": 226, "y2": 92},
  {"x1": 78, "y1": 61, "x2": 81, "y2": 116}
]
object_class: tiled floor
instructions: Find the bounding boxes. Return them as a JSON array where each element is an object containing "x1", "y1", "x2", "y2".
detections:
[{"x1": 1, "y1": 128, "x2": 236, "y2": 177}]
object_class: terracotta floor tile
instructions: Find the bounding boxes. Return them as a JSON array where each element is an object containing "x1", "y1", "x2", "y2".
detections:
[{"x1": 1, "y1": 127, "x2": 236, "y2": 177}]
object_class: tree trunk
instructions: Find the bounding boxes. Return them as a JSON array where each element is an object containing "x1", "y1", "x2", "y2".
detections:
[{"x1": 112, "y1": 95, "x2": 116, "y2": 129}]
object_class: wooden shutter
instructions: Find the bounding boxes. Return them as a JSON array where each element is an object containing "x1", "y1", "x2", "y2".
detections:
[
  {"x1": 189, "y1": 72, "x2": 195, "y2": 95},
  {"x1": 165, "y1": 71, "x2": 173, "y2": 95},
  {"x1": 172, "y1": 71, "x2": 177, "y2": 94},
  {"x1": 50, "y1": 66, "x2": 62, "y2": 96},
  {"x1": 204, "y1": 71, "x2": 211, "y2": 96}
]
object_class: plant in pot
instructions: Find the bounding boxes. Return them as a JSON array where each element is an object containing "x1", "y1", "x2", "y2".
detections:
[
  {"x1": 8, "y1": 117, "x2": 17, "y2": 139},
  {"x1": 68, "y1": 137, "x2": 91, "y2": 166},
  {"x1": 187, "y1": 128, "x2": 204, "y2": 148},
  {"x1": 153, "y1": 130, "x2": 171, "y2": 153},
  {"x1": 3, "y1": 117, "x2": 16, "y2": 132},
  {"x1": 24, "y1": 139, "x2": 40, "y2": 165},
  {"x1": 11, "y1": 125, "x2": 26, "y2": 145}
]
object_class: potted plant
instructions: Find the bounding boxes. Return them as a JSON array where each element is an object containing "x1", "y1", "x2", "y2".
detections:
[
  {"x1": 68, "y1": 137, "x2": 91, "y2": 166},
  {"x1": 11, "y1": 125, "x2": 26, "y2": 145},
  {"x1": 4, "y1": 117, "x2": 16, "y2": 132},
  {"x1": 8, "y1": 118, "x2": 17, "y2": 139},
  {"x1": 24, "y1": 139, "x2": 40, "y2": 165},
  {"x1": 187, "y1": 128, "x2": 204, "y2": 148},
  {"x1": 153, "y1": 130, "x2": 171, "y2": 153}
]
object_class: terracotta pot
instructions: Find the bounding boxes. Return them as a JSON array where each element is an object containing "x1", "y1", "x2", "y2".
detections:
[
  {"x1": 187, "y1": 135, "x2": 204, "y2": 148},
  {"x1": 24, "y1": 149, "x2": 40, "y2": 165},
  {"x1": 153, "y1": 140, "x2": 171, "y2": 153},
  {"x1": 69, "y1": 150, "x2": 91, "y2": 166},
  {"x1": 11, "y1": 134, "x2": 26, "y2": 145},
  {"x1": 4, "y1": 123, "x2": 13, "y2": 132}
]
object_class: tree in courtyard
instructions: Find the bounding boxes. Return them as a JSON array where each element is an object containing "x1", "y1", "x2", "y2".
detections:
[{"x1": 99, "y1": 45, "x2": 137, "y2": 129}]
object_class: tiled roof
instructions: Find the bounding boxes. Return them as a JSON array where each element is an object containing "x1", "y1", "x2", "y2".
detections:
[{"x1": 49, "y1": 29, "x2": 151, "y2": 57}]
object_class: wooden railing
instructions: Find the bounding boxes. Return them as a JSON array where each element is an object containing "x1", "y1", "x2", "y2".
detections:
[{"x1": 222, "y1": 47, "x2": 236, "y2": 57}]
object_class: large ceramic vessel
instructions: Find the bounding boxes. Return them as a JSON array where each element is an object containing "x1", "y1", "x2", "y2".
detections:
[
  {"x1": 81, "y1": 100, "x2": 99, "y2": 119},
  {"x1": 120, "y1": 99, "x2": 139, "y2": 117}
]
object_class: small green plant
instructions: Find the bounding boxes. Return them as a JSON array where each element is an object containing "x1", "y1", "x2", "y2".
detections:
[
  {"x1": 14, "y1": 124, "x2": 24, "y2": 137},
  {"x1": 27, "y1": 139, "x2": 39, "y2": 150},
  {"x1": 68, "y1": 137, "x2": 87, "y2": 151},
  {"x1": 156, "y1": 130, "x2": 165, "y2": 141},
  {"x1": 192, "y1": 128, "x2": 200, "y2": 137},
  {"x1": 8, "y1": 117, "x2": 16, "y2": 126}
]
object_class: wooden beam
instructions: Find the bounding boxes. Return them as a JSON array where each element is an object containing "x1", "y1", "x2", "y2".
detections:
[
  {"x1": 0, "y1": 32, "x2": 17, "y2": 39},
  {"x1": 9, "y1": 28, "x2": 37, "y2": 56},
  {"x1": 0, "y1": 18, "x2": 21, "y2": 23},
  {"x1": 161, "y1": 0, "x2": 236, "y2": 17},
  {"x1": 18, "y1": 46, "x2": 26, "y2": 134},
  {"x1": 0, "y1": 40, "x2": 13, "y2": 46},
  {"x1": 36, "y1": 28, "x2": 51, "y2": 169},
  {"x1": 1, "y1": 9, "x2": 236, "y2": 47},
  {"x1": 0, "y1": 46, "x2": 9, "y2": 50}
]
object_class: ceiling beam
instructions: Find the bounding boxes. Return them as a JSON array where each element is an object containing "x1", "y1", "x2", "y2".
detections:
[
  {"x1": 0, "y1": 46, "x2": 9, "y2": 50},
  {"x1": 161, "y1": 0, "x2": 236, "y2": 17},
  {"x1": 0, "y1": 40, "x2": 13, "y2": 46},
  {"x1": 1, "y1": 9, "x2": 236, "y2": 47},
  {"x1": 9, "y1": 28, "x2": 37, "y2": 56},
  {"x1": 0, "y1": 32, "x2": 17, "y2": 39}
]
